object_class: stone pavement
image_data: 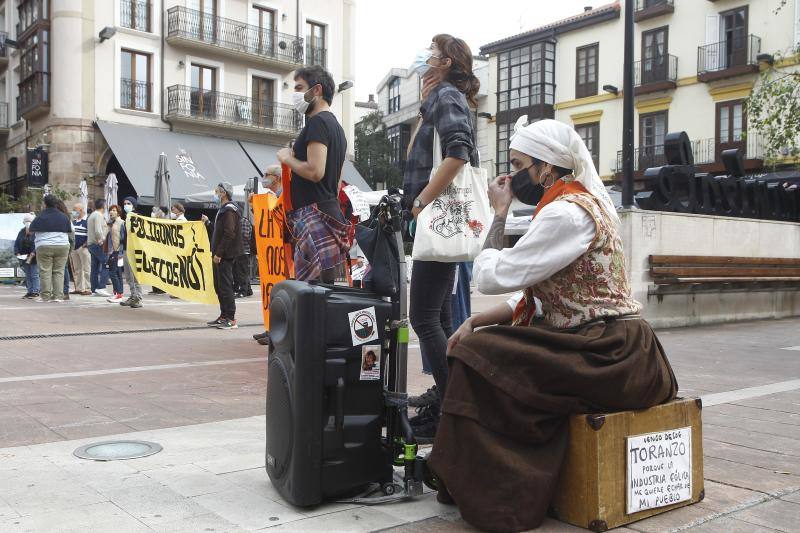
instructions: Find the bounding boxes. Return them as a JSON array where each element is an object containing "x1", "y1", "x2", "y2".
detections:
[{"x1": 1, "y1": 282, "x2": 800, "y2": 531}]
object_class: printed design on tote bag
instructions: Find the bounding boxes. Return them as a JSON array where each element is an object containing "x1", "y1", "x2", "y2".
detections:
[{"x1": 428, "y1": 183, "x2": 484, "y2": 239}]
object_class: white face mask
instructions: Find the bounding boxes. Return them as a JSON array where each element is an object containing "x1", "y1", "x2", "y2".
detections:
[
  {"x1": 170, "y1": 212, "x2": 178, "y2": 219},
  {"x1": 292, "y1": 87, "x2": 316, "y2": 115},
  {"x1": 123, "y1": 204, "x2": 133, "y2": 213},
  {"x1": 411, "y1": 48, "x2": 436, "y2": 77}
]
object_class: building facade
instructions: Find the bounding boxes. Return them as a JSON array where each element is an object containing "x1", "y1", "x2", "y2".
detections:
[
  {"x1": 373, "y1": 57, "x2": 494, "y2": 177},
  {"x1": 0, "y1": 0, "x2": 359, "y2": 205},
  {"x1": 480, "y1": 0, "x2": 800, "y2": 182}
]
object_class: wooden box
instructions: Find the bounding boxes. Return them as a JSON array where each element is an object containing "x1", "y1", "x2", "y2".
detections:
[{"x1": 551, "y1": 398, "x2": 704, "y2": 532}]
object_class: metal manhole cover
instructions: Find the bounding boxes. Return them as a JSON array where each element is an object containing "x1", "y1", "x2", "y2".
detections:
[{"x1": 73, "y1": 440, "x2": 162, "y2": 461}]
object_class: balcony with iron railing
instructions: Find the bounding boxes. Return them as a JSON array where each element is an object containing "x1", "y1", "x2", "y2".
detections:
[
  {"x1": 697, "y1": 35, "x2": 761, "y2": 82},
  {"x1": 166, "y1": 6, "x2": 304, "y2": 69},
  {"x1": 121, "y1": 78, "x2": 152, "y2": 112},
  {"x1": 634, "y1": 54, "x2": 678, "y2": 95},
  {"x1": 634, "y1": 0, "x2": 674, "y2": 22},
  {"x1": 615, "y1": 133, "x2": 765, "y2": 176},
  {"x1": 120, "y1": 0, "x2": 151, "y2": 33},
  {"x1": 305, "y1": 38, "x2": 327, "y2": 67},
  {"x1": 0, "y1": 102, "x2": 9, "y2": 132},
  {"x1": 17, "y1": 71, "x2": 50, "y2": 119},
  {"x1": 165, "y1": 84, "x2": 302, "y2": 137},
  {"x1": 0, "y1": 32, "x2": 9, "y2": 67}
]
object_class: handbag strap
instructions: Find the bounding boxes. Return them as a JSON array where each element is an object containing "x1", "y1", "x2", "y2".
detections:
[{"x1": 432, "y1": 116, "x2": 481, "y2": 169}]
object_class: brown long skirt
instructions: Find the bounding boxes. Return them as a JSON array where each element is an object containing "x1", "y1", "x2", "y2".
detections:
[{"x1": 427, "y1": 318, "x2": 678, "y2": 532}]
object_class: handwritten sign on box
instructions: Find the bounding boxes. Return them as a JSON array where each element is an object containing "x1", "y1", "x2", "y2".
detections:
[{"x1": 626, "y1": 427, "x2": 692, "y2": 514}]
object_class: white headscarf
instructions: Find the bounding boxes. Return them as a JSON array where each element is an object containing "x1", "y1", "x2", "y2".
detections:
[{"x1": 509, "y1": 116, "x2": 619, "y2": 224}]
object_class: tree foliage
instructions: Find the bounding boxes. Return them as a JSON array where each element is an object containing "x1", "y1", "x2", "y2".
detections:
[
  {"x1": 0, "y1": 183, "x2": 73, "y2": 214},
  {"x1": 746, "y1": 47, "x2": 800, "y2": 164},
  {"x1": 354, "y1": 111, "x2": 402, "y2": 189}
]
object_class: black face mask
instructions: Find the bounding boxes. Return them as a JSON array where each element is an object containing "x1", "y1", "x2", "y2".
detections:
[{"x1": 511, "y1": 166, "x2": 545, "y2": 206}]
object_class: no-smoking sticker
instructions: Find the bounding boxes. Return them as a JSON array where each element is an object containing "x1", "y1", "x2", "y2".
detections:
[{"x1": 348, "y1": 306, "x2": 379, "y2": 346}]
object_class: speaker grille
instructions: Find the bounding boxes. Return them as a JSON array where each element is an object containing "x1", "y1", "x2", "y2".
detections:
[{"x1": 266, "y1": 355, "x2": 293, "y2": 480}]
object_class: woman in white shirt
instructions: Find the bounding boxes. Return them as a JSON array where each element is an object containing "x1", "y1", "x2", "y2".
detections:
[{"x1": 426, "y1": 119, "x2": 678, "y2": 532}]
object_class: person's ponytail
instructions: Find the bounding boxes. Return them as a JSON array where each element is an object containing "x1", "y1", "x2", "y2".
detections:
[{"x1": 433, "y1": 34, "x2": 480, "y2": 107}]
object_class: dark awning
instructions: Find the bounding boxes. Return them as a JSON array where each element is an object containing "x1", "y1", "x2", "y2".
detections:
[
  {"x1": 239, "y1": 140, "x2": 372, "y2": 192},
  {"x1": 96, "y1": 121, "x2": 264, "y2": 204}
]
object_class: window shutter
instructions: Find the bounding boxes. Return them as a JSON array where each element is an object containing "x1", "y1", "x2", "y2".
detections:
[
  {"x1": 705, "y1": 14, "x2": 720, "y2": 71},
  {"x1": 795, "y1": 0, "x2": 800, "y2": 47}
]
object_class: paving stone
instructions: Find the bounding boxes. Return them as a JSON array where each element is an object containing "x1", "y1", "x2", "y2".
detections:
[
  {"x1": 729, "y1": 499, "x2": 800, "y2": 532},
  {"x1": 781, "y1": 489, "x2": 800, "y2": 504},
  {"x1": 704, "y1": 411, "x2": 800, "y2": 440},
  {"x1": 693, "y1": 479, "x2": 765, "y2": 513},
  {"x1": 685, "y1": 516, "x2": 782, "y2": 532},
  {"x1": 702, "y1": 424, "x2": 800, "y2": 458},
  {"x1": 191, "y1": 487, "x2": 307, "y2": 530},
  {"x1": 703, "y1": 456, "x2": 800, "y2": 494},
  {"x1": 103, "y1": 482, "x2": 211, "y2": 527},
  {"x1": 142, "y1": 463, "x2": 242, "y2": 498},
  {"x1": 149, "y1": 512, "x2": 247, "y2": 533},
  {"x1": 376, "y1": 493, "x2": 460, "y2": 524},
  {"x1": 262, "y1": 506, "x2": 405, "y2": 532},
  {"x1": 0, "y1": 501, "x2": 151, "y2": 533},
  {"x1": 706, "y1": 403, "x2": 800, "y2": 427},
  {"x1": 703, "y1": 439, "x2": 800, "y2": 476}
]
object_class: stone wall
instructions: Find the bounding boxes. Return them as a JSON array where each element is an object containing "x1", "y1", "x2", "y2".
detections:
[{"x1": 619, "y1": 209, "x2": 800, "y2": 328}]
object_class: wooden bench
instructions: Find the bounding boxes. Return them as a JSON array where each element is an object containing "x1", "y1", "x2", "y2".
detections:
[{"x1": 648, "y1": 255, "x2": 800, "y2": 295}]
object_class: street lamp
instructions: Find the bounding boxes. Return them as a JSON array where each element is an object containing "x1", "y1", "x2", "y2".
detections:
[{"x1": 621, "y1": 0, "x2": 635, "y2": 207}]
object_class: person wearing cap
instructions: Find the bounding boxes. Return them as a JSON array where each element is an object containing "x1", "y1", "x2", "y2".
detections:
[
  {"x1": 426, "y1": 118, "x2": 678, "y2": 532},
  {"x1": 204, "y1": 182, "x2": 244, "y2": 330},
  {"x1": 14, "y1": 213, "x2": 39, "y2": 299},
  {"x1": 119, "y1": 195, "x2": 143, "y2": 308}
]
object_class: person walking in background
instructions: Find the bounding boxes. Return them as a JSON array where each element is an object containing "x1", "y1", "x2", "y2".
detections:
[
  {"x1": 87, "y1": 198, "x2": 111, "y2": 297},
  {"x1": 204, "y1": 182, "x2": 243, "y2": 330},
  {"x1": 54, "y1": 199, "x2": 75, "y2": 300},
  {"x1": 170, "y1": 202, "x2": 187, "y2": 221},
  {"x1": 404, "y1": 35, "x2": 481, "y2": 442},
  {"x1": 14, "y1": 213, "x2": 39, "y2": 299},
  {"x1": 106, "y1": 205, "x2": 125, "y2": 303},
  {"x1": 120, "y1": 196, "x2": 143, "y2": 309},
  {"x1": 235, "y1": 213, "x2": 254, "y2": 299},
  {"x1": 70, "y1": 202, "x2": 90, "y2": 295},
  {"x1": 29, "y1": 195, "x2": 73, "y2": 302}
]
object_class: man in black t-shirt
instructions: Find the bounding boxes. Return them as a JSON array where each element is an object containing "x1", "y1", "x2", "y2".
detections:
[{"x1": 277, "y1": 66, "x2": 353, "y2": 284}]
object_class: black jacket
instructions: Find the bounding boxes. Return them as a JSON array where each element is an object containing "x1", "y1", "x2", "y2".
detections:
[
  {"x1": 210, "y1": 202, "x2": 244, "y2": 259},
  {"x1": 14, "y1": 227, "x2": 36, "y2": 264}
]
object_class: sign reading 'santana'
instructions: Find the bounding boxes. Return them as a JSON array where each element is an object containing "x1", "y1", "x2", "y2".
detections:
[{"x1": 626, "y1": 427, "x2": 692, "y2": 514}]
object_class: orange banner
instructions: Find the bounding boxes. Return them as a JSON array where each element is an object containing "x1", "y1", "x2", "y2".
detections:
[{"x1": 253, "y1": 193, "x2": 292, "y2": 331}]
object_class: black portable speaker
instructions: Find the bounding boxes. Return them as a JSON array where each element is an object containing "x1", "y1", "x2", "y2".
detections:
[{"x1": 266, "y1": 280, "x2": 395, "y2": 506}]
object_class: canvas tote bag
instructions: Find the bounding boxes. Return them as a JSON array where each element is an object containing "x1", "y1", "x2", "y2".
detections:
[{"x1": 412, "y1": 129, "x2": 491, "y2": 262}]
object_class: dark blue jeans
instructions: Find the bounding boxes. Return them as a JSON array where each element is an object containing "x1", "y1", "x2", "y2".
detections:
[
  {"x1": 108, "y1": 251, "x2": 123, "y2": 294},
  {"x1": 409, "y1": 260, "x2": 456, "y2": 405},
  {"x1": 88, "y1": 244, "x2": 109, "y2": 292}
]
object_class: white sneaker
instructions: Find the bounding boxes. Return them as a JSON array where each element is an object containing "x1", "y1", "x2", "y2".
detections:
[
  {"x1": 52, "y1": 298, "x2": 64, "y2": 303},
  {"x1": 106, "y1": 294, "x2": 123, "y2": 303},
  {"x1": 35, "y1": 297, "x2": 49, "y2": 303},
  {"x1": 94, "y1": 289, "x2": 112, "y2": 297}
]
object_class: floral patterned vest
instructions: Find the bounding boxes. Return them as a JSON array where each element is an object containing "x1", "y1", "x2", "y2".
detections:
[{"x1": 512, "y1": 191, "x2": 642, "y2": 329}]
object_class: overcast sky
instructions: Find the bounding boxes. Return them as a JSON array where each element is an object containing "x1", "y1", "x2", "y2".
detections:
[{"x1": 353, "y1": 0, "x2": 610, "y2": 100}]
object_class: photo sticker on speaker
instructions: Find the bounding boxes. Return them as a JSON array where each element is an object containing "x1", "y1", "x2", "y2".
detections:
[
  {"x1": 348, "y1": 306, "x2": 379, "y2": 346},
  {"x1": 360, "y1": 345, "x2": 381, "y2": 381}
]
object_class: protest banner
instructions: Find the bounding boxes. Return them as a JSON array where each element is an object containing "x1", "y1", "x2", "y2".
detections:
[
  {"x1": 125, "y1": 213, "x2": 217, "y2": 305},
  {"x1": 252, "y1": 192, "x2": 292, "y2": 330}
]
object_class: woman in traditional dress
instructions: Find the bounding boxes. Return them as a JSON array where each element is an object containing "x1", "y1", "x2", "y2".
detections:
[{"x1": 427, "y1": 118, "x2": 679, "y2": 532}]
